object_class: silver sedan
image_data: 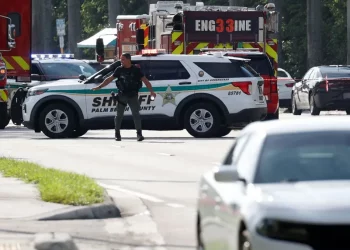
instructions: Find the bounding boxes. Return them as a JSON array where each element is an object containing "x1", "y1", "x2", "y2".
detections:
[{"x1": 196, "y1": 116, "x2": 350, "y2": 250}]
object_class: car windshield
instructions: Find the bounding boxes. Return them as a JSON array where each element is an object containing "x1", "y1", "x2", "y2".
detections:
[
  {"x1": 254, "y1": 131, "x2": 350, "y2": 183},
  {"x1": 41, "y1": 62, "x2": 97, "y2": 80}
]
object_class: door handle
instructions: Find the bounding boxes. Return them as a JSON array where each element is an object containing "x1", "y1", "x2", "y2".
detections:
[{"x1": 179, "y1": 82, "x2": 191, "y2": 85}]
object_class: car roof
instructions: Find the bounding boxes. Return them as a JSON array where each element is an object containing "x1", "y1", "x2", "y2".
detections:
[
  {"x1": 130, "y1": 54, "x2": 250, "y2": 62},
  {"x1": 241, "y1": 116, "x2": 350, "y2": 136}
]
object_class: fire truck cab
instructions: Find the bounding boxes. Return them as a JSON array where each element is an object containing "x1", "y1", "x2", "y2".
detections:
[
  {"x1": 0, "y1": 13, "x2": 17, "y2": 129},
  {"x1": 0, "y1": 0, "x2": 31, "y2": 129}
]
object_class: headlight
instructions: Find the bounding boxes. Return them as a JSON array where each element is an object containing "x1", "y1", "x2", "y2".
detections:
[
  {"x1": 27, "y1": 88, "x2": 48, "y2": 97},
  {"x1": 256, "y1": 219, "x2": 308, "y2": 243}
]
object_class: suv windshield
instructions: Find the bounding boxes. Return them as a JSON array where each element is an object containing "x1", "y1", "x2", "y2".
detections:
[
  {"x1": 254, "y1": 131, "x2": 350, "y2": 183},
  {"x1": 41, "y1": 62, "x2": 97, "y2": 80}
]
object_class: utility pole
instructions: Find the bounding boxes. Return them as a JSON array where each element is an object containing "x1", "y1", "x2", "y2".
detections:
[
  {"x1": 307, "y1": 0, "x2": 322, "y2": 68},
  {"x1": 347, "y1": 0, "x2": 350, "y2": 64},
  {"x1": 68, "y1": 0, "x2": 82, "y2": 58},
  {"x1": 108, "y1": 0, "x2": 121, "y2": 28},
  {"x1": 42, "y1": 0, "x2": 53, "y2": 53}
]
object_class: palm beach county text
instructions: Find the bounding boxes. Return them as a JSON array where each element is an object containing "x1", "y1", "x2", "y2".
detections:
[{"x1": 91, "y1": 95, "x2": 156, "y2": 113}]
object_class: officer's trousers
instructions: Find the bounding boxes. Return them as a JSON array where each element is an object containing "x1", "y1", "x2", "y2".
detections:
[{"x1": 114, "y1": 94, "x2": 142, "y2": 132}]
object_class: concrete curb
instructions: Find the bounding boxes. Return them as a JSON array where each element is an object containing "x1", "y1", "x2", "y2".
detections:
[{"x1": 23, "y1": 190, "x2": 121, "y2": 221}]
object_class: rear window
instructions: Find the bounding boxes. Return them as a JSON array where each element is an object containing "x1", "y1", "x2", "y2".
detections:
[
  {"x1": 194, "y1": 60, "x2": 256, "y2": 78},
  {"x1": 321, "y1": 68, "x2": 350, "y2": 78},
  {"x1": 227, "y1": 54, "x2": 273, "y2": 76}
]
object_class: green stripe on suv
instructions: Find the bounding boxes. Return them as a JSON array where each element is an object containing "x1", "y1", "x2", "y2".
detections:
[{"x1": 47, "y1": 82, "x2": 233, "y2": 95}]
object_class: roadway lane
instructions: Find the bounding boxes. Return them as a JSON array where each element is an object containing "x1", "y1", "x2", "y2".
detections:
[{"x1": 0, "y1": 110, "x2": 346, "y2": 249}]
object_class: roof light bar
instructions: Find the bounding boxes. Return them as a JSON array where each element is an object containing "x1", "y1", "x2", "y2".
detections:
[
  {"x1": 31, "y1": 54, "x2": 75, "y2": 59},
  {"x1": 141, "y1": 49, "x2": 166, "y2": 56}
]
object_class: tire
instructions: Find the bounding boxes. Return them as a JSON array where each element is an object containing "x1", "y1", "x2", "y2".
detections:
[
  {"x1": 346, "y1": 109, "x2": 350, "y2": 115},
  {"x1": 0, "y1": 102, "x2": 10, "y2": 129},
  {"x1": 239, "y1": 230, "x2": 252, "y2": 250},
  {"x1": 292, "y1": 94, "x2": 302, "y2": 115},
  {"x1": 309, "y1": 95, "x2": 320, "y2": 116},
  {"x1": 69, "y1": 127, "x2": 89, "y2": 138},
  {"x1": 265, "y1": 108, "x2": 279, "y2": 120},
  {"x1": 0, "y1": 115, "x2": 10, "y2": 129},
  {"x1": 216, "y1": 127, "x2": 232, "y2": 137},
  {"x1": 184, "y1": 102, "x2": 221, "y2": 138},
  {"x1": 39, "y1": 103, "x2": 76, "y2": 139}
]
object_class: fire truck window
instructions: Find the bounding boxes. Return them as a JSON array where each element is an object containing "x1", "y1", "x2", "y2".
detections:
[
  {"x1": 147, "y1": 60, "x2": 190, "y2": 81},
  {"x1": 7, "y1": 13, "x2": 21, "y2": 37},
  {"x1": 194, "y1": 61, "x2": 249, "y2": 78}
]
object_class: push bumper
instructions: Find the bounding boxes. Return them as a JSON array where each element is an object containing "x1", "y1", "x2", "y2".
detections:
[{"x1": 225, "y1": 107, "x2": 267, "y2": 127}]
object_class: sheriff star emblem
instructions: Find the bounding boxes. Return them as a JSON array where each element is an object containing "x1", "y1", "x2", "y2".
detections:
[{"x1": 159, "y1": 85, "x2": 180, "y2": 106}]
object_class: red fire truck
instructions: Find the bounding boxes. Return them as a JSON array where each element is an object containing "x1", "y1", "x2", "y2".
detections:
[
  {"x1": 0, "y1": 0, "x2": 31, "y2": 129},
  {"x1": 95, "y1": 1, "x2": 279, "y2": 120}
]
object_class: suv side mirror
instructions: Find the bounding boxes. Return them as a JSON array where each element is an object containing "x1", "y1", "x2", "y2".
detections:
[
  {"x1": 79, "y1": 74, "x2": 87, "y2": 81},
  {"x1": 96, "y1": 38, "x2": 104, "y2": 57},
  {"x1": 214, "y1": 166, "x2": 240, "y2": 182}
]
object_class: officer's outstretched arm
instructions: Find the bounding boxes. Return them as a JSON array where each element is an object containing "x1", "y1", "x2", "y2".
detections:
[
  {"x1": 141, "y1": 76, "x2": 155, "y2": 94},
  {"x1": 93, "y1": 75, "x2": 115, "y2": 90}
]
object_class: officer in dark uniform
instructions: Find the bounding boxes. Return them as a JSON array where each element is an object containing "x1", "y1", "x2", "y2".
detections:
[{"x1": 92, "y1": 53, "x2": 156, "y2": 141}]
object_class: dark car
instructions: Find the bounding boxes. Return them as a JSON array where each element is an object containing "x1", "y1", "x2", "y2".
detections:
[{"x1": 292, "y1": 65, "x2": 350, "y2": 115}]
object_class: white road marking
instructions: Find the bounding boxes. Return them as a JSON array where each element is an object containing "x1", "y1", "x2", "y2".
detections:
[
  {"x1": 211, "y1": 162, "x2": 221, "y2": 165},
  {"x1": 113, "y1": 145, "x2": 125, "y2": 148},
  {"x1": 156, "y1": 152, "x2": 174, "y2": 156},
  {"x1": 98, "y1": 183, "x2": 164, "y2": 203},
  {"x1": 166, "y1": 203, "x2": 185, "y2": 208}
]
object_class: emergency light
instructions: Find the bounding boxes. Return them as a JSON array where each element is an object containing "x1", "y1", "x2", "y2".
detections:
[
  {"x1": 31, "y1": 54, "x2": 75, "y2": 59},
  {"x1": 141, "y1": 49, "x2": 166, "y2": 56}
]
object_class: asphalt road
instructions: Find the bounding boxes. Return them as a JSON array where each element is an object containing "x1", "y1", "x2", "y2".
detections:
[{"x1": 0, "y1": 110, "x2": 346, "y2": 249}]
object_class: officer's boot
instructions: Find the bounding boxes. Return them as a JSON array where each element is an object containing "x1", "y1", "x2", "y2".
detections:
[
  {"x1": 115, "y1": 130, "x2": 121, "y2": 141},
  {"x1": 136, "y1": 130, "x2": 144, "y2": 141}
]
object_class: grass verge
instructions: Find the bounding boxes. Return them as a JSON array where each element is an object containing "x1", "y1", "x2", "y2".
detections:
[{"x1": 0, "y1": 157, "x2": 104, "y2": 206}]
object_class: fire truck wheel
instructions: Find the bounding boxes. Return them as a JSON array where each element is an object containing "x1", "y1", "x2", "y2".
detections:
[
  {"x1": 39, "y1": 103, "x2": 76, "y2": 139},
  {"x1": 184, "y1": 102, "x2": 221, "y2": 138},
  {"x1": 0, "y1": 115, "x2": 10, "y2": 129}
]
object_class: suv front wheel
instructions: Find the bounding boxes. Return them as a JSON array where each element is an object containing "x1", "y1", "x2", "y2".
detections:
[
  {"x1": 39, "y1": 103, "x2": 76, "y2": 139},
  {"x1": 184, "y1": 102, "x2": 221, "y2": 138}
]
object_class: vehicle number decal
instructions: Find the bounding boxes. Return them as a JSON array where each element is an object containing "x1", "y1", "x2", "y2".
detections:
[{"x1": 228, "y1": 91, "x2": 241, "y2": 96}]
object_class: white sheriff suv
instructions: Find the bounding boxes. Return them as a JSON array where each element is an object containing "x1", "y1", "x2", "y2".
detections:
[{"x1": 22, "y1": 49, "x2": 267, "y2": 139}]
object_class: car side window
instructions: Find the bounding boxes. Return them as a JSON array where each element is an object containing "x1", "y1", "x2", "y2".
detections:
[
  {"x1": 221, "y1": 134, "x2": 251, "y2": 166},
  {"x1": 147, "y1": 60, "x2": 190, "y2": 81},
  {"x1": 232, "y1": 134, "x2": 251, "y2": 165},
  {"x1": 277, "y1": 70, "x2": 288, "y2": 77},
  {"x1": 303, "y1": 68, "x2": 314, "y2": 80},
  {"x1": 31, "y1": 63, "x2": 42, "y2": 75}
]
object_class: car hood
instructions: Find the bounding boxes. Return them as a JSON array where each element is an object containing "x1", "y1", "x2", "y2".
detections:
[
  {"x1": 253, "y1": 181, "x2": 350, "y2": 208},
  {"x1": 244, "y1": 181, "x2": 350, "y2": 224},
  {"x1": 30, "y1": 79, "x2": 81, "y2": 90}
]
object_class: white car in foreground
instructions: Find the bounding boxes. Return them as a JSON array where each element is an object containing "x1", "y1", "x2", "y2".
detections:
[
  {"x1": 277, "y1": 68, "x2": 295, "y2": 110},
  {"x1": 196, "y1": 116, "x2": 350, "y2": 250}
]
